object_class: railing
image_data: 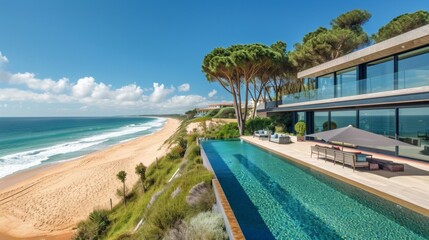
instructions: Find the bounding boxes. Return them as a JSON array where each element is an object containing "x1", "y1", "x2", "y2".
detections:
[{"x1": 282, "y1": 67, "x2": 429, "y2": 105}]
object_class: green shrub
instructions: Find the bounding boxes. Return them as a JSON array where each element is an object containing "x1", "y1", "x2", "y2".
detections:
[
  {"x1": 294, "y1": 121, "x2": 306, "y2": 136},
  {"x1": 205, "y1": 109, "x2": 220, "y2": 117},
  {"x1": 245, "y1": 117, "x2": 273, "y2": 134},
  {"x1": 213, "y1": 107, "x2": 236, "y2": 118},
  {"x1": 187, "y1": 211, "x2": 228, "y2": 240},
  {"x1": 214, "y1": 123, "x2": 239, "y2": 139},
  {"x1": 323, "y1": 121, "x2": 337, "y2": 131},
  {"x1": 74, "y1": 209, "x2": 110, "y2": 240},
  {"x1": 275, "y1": 125, "x2": 285, "y2": 133}
]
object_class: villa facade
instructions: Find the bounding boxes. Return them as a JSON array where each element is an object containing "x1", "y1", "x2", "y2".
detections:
[{"x1": 261, "y1": 24, "x2": 429, "y2": 162}]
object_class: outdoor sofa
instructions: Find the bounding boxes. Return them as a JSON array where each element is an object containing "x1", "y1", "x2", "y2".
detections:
[
  {"x1": 254, "y1": 130, "x2": 271, "y2": 139},
  {"x1": 311, "y1": 145, "x2": 369, "y2": 171},
  {"x1": 269, "y1": 133, "x2": 291, "y2": 144}
]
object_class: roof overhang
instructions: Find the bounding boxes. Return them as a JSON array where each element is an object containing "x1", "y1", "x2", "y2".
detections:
[{"x1": 297, "y1": 24, "x2": 429, "y2": 79}]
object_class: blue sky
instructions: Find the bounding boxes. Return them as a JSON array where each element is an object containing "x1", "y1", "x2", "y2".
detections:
[{"x1": 0, "y1": 0, "x2": 428, "y2": 116}]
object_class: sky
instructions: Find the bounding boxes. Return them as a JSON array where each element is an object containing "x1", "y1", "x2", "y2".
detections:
[{"x1": 0, "y1": 0, "x2": 428, "y2": 116}]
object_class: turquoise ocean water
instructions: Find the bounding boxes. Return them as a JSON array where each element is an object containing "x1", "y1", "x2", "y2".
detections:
[{"x1": 0, "y1": 117, "x2": 165, "y2": 179}]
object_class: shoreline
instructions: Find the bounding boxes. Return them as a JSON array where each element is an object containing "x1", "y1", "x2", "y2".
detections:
[
  {"x1": 0, "y1": 118, "x2": 180, "y2": 239},
  {"x1": 0, "y1": 119, "x2": 163, "y2": 191}
]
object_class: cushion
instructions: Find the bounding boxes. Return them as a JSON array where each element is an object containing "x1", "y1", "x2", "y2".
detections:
[
  {"x1": 331, "y1": 146, "x2": 341, "y2": 150},
  {"x1": 259, "y1": 130, "x2": 264, "y2": 134},
  {"x1": 263, "y1": 130, "x2": 268, "y2": 135},
  {"x1": 356, "y1": 154, "x2": 367, "y2": 162}
]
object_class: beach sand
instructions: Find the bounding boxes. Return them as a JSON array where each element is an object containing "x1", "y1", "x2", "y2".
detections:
[{"x1": 0, "y1": 118, "x2": 180, "y2": 239}]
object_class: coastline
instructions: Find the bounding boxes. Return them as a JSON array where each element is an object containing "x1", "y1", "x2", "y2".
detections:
[{"x1": 0, "y1": 118, "x2": 180, "y2": 239}]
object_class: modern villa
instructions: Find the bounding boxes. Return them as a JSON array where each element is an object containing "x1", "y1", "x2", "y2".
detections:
[{"x1": 260, "y1": 24, "x2": 429, "y2": 162}]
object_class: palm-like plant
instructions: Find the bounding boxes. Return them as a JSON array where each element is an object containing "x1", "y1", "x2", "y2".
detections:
[
  {"x1": 116, "y1": 170, "x2": 127, "y2": 205},
  {"x1": 135, "y1": 163, "x2": 147, "y2": 193}
]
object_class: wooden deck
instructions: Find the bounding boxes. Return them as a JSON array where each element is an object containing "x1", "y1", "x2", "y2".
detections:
[{"x1": 242, "y1": 136, "x2": 429, "y2": 217}]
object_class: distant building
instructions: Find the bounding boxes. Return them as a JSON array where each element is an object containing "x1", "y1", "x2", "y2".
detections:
[{"x1": 195, "y1": 102, "x2": 234, "y2": 116}]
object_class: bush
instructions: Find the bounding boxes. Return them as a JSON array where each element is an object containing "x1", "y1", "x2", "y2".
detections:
[
  {"x1": 74, "y1": 209, "x2": 110, "y2": 240},
  {"x1": 164, "y1": 211, "x2": 228, "y2": 240},
  {"x1": 294, "y1": 121, "x2": 306, "y2": 136},
  {"x1": 213, "y1": 107, "x2": 236, "y2": 118},
  {"x1": 245, "y1": 117, "x2": 273, "y2": 135},
  {"x1": 205, "y1": 109, "x2": 220, "y2": 117},
  {"x1": 214, "y1": 123, "x2": 239, "y2": 139}
]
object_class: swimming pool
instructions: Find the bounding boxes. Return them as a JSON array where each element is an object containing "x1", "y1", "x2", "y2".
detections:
[{"x1": 201, "y1": 140, "x2": 429, "y2": 240}]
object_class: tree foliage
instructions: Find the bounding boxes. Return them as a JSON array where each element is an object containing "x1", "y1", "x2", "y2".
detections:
[
  {"x1": 202, "y1": 43, "x2": 286, "y2": 135},
  {"x1": 290, "y1": 9, "x2": 371, "y2": 70},
  {"x1": 372, "y1": 10, "x2": 429, "y2": 43},
  {"x1": 116, "y1": 170, "x2": 127, "y2": 205},
  {"x1": 135, "y1": 163, "x2": 147, "y2": 193}
]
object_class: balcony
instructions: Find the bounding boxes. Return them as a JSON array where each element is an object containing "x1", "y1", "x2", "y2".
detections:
[{"x1": 282, "y1": 67, "x2": 429, "y2": 105}]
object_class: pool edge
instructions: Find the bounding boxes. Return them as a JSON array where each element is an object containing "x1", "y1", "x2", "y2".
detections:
[
  {"x1": 200, "y1": 143, "x2": 246, "y2": 240},
  {"x1": 241, "y1": 137, "x2": 429, "y2": 217}
]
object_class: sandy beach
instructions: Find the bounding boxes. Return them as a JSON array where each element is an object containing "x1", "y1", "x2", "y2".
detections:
[{"x1": 0, "y1": 118, "x2": 180, "y2": 239}]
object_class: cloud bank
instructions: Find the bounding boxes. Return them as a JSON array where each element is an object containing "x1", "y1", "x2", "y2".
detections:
[{"x1": 0, "y1": 52, "x2": 211, "y2": 115}]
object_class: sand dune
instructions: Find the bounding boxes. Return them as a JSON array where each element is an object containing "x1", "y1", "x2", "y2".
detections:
[{"x1": 0, "y1": 118, "x2": 180, "y2": 239}]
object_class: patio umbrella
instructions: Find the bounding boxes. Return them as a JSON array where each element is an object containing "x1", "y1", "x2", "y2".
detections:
[{"x1": 305, "y1": 125, "x2": 413, "y2": 149}]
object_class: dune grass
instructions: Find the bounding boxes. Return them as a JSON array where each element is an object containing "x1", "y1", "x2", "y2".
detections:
[{"x1": 75, "y1": 118, "x2": 223, "y2": 240}]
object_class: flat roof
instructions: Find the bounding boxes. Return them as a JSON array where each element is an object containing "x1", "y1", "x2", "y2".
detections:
[{"x1": 298, "y1": 24, "x2": 429, "y2": 79}]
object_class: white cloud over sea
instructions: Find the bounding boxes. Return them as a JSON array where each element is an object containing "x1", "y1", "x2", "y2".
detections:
[{"x1": 0, "y1": 52, "x2": 210, "y2": 116}]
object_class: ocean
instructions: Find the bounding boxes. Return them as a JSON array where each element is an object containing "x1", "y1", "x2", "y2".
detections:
[{"x1": 0, "y1": 117, "x2": 166, "y2": 179}]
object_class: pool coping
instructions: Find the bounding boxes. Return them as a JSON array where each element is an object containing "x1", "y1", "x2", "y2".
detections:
[
  {"x1": 241, "y1": 137, "x2": 429, "y2": 217},
  {"x1": 200, "y1": 143, "x2": 246, "y2": 240}
]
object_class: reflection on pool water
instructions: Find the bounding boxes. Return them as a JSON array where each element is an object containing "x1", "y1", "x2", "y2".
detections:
[{"x1": 201, "y1": 140, "x2": 429, "y2": 240}]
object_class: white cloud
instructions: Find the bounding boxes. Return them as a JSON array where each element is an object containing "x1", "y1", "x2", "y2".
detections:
[
  {"x1": 0, "y1": 52, "x2": 8, "y2": 64},
  {"x1": 208, "y1": 89, "x2": 217, "y2": 97},
  {"x1": 149, "y1": 82, "x2": 174, "y2": 102},
  {"x1": 178, "y1": 83, "x2": 190, "y2": 92},
  {"x1": 0, "y1": 71, "x2": 70, "y2": 93},
  {"x1": 0, "y1": 54, "x2": 217, "y2": 115},
  {"x1": 72, "y1": 77, "x2": 97, "y2": 97}
]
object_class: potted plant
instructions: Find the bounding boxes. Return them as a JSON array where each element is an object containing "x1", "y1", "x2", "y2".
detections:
[{"x1": 294, "y1": 121, "x2": 306, "y2": 141}]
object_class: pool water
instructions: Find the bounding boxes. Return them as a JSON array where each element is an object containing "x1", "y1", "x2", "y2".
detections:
[{"x1": 201, "y1": 140, "x2": 429, "y2": 240}]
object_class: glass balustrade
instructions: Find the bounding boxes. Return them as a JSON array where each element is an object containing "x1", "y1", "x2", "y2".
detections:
[{"x1": 282, "y1": 67, "x2": 429, "y2": 105}]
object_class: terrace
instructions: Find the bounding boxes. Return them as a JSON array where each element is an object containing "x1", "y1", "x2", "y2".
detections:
[{"x1": 241, "y1": 136, "x2": 429, "y2": 216}]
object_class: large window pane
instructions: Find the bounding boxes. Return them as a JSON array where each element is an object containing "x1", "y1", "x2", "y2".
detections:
[
  {"x1": 398, "y1": 107, "x2": 429, "y2": 162},
  {"x1": 297, "y1": 112, "x2": 306, "y2": 122},
  {"x1": 331, "y1": 110, "x2": 356, "y2": 129},
  {"x1": 359, "y1": 109, "x2": 396, "y2": 153},
  {"x1": 317, "y1": 74, "x2": 334, "y2": 100},
  {"x1": 359, "y1": 109, "x2": 395, "y2": 137},
  {"x1": 314, "y1": 112, "x2": 329, "y2": 133},
  {"x1": 336, "y1": 68, "x2": 357, "y2": 97},
  {"x1": 398, "y1": 46, "x2": 429, "y2": 89},
  {"x1": 366, "y1": 57, "x2": 394, "y2": 93}
]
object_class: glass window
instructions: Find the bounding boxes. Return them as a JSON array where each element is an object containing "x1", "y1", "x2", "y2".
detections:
[
  {"x1": 359, "y1": 109, "x2": 395, "y2": 137},
  {"x1": 359, "y1": 109, "x2": 396, "y2": 153},
  {"x1": 317, "y1": 74, "x2": 334, "y2": 100},
  {"x1": 297, "y1": 112, "x2": 306, "y2": 122},
  {"x1": 398, "y1": 107, "x2": 429, "y2": 162},
  {"x1": 336, "y1": 68, "x2": 357, "y2": 97},
  {"x1": 331, "y1": 110, "x2": 356, "y2": 129},
  {"x1": 366, "y1": 57, "x2": 394, "y2": 93},
  {"x1": 398, "y1": 46, "x2": 429, "y2": 89},
  {"x1": 314, "y1": 112, "x2": 329, "y2": 133}
]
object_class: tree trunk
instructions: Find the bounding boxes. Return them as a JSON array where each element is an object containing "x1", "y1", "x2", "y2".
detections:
[
  {"x1": 123, "y1": 182, "x2": 126, "y2": 205},
  {"x1": 141, "y1": 178, "x2": 145, "y2": 193}
]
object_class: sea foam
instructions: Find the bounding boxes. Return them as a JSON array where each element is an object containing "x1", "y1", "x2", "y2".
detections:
[{"x1": 0, "y1": 118, "x2": 166, "y2": 179}]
